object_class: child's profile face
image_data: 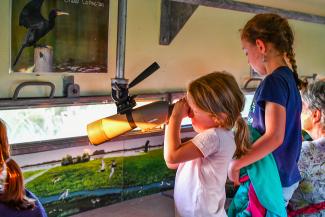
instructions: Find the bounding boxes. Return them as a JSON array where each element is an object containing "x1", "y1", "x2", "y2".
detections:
[
  {"x1": 186, "y1": 93, "x2": 218, "y2": 133},
  {"x1": 241, "y1": 39, "x2": 266, "y2": 76}
]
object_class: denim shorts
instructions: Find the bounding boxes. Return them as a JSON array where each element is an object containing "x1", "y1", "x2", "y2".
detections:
[{"x1": 282, "y1": 181, "x2": 299, "y2": 206}]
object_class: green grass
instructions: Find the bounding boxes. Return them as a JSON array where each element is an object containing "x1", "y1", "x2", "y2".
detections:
[
  {"x1": 23, "y1": 169, "x2": 46, "y2": 180},
  {"x1": 25, "y1": 149, "x2": 175, "y2": 197},
  {"x1": 123, "y1": 149, "x2": 176, "y2": 186}
]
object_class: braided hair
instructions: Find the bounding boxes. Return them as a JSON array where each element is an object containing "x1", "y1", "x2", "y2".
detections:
[{"x1": 241, "y1": 13, "x2": 305, "y2": 89}]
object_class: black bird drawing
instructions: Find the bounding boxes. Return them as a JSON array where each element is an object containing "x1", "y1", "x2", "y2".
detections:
[{"x1": 13, "y1": 0, "x2": 68, "y2": 67}]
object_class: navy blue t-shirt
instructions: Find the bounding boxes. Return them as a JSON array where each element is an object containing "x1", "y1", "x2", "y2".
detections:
[
  {"x1": 247, "y1": 66, "x2": 302, "y2": 187},
  {"x1": 0, "y1": 189, "x2": 47, "y2": 217}
]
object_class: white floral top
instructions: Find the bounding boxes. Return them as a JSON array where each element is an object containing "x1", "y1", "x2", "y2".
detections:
[{"x1": 290, "y1": 137, "x2": 325, "y2": 215}]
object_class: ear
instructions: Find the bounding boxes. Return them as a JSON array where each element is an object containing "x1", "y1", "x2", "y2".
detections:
[
  {"x1": 212, "y1": 113, "x2": 227, "y2": 126},
  {"x1": 255, "y1": 39, "x2": 266, "y2": 53},
  {"x1": 312, "y1": 109, "x2": 321, "y2": 124}
]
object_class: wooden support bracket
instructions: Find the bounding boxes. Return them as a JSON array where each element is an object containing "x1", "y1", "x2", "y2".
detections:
[
  {"x1": 172, "y1": 0, "x2": 325, "y2": 24},
  {"x1": 159, "y1": 0, "x2": 198, "y2": 45},
  {"x1": 159, "y1": 0, "x2": 325, "y2": 45}
]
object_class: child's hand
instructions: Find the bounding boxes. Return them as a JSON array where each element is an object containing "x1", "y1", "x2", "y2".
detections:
[
  {"x1": 171, "y1": 97, "x2": 190, "y2": 121},
  {"x1": 228, "y1": 160, "x2": 240, "y2": 186}
]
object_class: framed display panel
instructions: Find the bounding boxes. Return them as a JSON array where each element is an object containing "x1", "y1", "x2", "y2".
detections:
[
  {"x1": 16, "y1": 134, "x2": 179, "y2": 217},
  {"x1": 10, "y1": 0, "x2": 109, "y2": 74}
]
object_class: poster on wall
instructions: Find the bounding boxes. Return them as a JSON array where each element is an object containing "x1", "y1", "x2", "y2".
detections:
[
  {"x1": 17, "y1": 138, "x2": 177, "y2": 217},
  {"x1": 10, "y1": 0, "x2": 109, "y2": 74}
]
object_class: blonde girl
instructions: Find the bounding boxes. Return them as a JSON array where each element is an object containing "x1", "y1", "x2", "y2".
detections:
[{"x1": 164, "y1": 71, "x2": 250, "y2": 217}]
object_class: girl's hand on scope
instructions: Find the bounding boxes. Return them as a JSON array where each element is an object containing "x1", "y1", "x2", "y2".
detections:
[{"x1": 171, "y1": 97, "x2": 190, "y2": 122}]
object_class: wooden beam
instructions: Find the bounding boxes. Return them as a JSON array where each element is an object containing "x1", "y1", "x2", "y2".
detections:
[
  {"x1": 160, "y1": 0, "x2": 198, "y2": 45},
  {"x1": 171, "y1": 0, "x2": 325, "y2": 24}
]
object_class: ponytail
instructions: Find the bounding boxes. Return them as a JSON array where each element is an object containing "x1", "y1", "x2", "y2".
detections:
[{"x1": 233, "y1": 116, "x2": 251, "y2": 159}]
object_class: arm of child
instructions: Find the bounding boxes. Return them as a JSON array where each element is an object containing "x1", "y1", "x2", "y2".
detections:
[
  {"x1": 164, "y1": 99, "x2": 203, "y2": 169},
  {"x1": 228, "y1": 101, "x2": 286, "y2": 185}
]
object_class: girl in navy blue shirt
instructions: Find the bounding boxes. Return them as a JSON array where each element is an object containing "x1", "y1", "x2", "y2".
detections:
[{"x1": 228, "y1": 13, "x2": 304, "y2": 205}]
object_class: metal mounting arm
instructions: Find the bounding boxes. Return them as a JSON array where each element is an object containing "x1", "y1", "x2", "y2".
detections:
[
  {"x1": 111, "y1": 0, "x2": 160, "y2": 114},
  {"x1": 111, "y1": 0, "x2": 133, "y2": 114}
]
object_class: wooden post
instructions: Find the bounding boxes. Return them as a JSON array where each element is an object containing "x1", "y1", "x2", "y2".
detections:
[{"x1": 34, "y1": 46, "x2": 53, "y2": 72}]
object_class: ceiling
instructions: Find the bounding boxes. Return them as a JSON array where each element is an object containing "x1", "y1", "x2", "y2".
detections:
[{"x1": 235, "y1": 0, "x2": 325, "y2": 17}]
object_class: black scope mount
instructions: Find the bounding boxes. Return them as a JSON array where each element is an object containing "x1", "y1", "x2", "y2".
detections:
[
  {"x1": 111, "y1": 79, "x2": 136, "y2": 114},
  {"x1": 111, "y1": 62, "x2": 160, "y2": 114}
]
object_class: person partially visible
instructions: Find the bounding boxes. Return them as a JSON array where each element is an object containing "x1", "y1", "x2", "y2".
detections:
[
  {"x1": 164, "y1": 71, "x2": 251, "y2": 217},
  {"x1": 289, "y1": 80, "x2": 325, "y2": 216},
  {"x1": 300, "y1": 80, "x2": 325, "y2": 142},
  {"x1": 0, "y1": 119, "x2": 47, "y2": 217}
]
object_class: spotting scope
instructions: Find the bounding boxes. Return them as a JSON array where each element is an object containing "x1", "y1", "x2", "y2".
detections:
[{"x1": 87, "y1": 101, "x2": 173, "y2": 145}]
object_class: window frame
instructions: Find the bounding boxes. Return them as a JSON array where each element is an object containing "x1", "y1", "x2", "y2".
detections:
[{"x1": 0, "y1": 92, "x2": 192, "y2": 155}]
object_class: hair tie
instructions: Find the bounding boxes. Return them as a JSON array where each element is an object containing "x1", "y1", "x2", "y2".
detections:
[{"x1": 5, "y1": 158, "x2": 11, "y2": 164}]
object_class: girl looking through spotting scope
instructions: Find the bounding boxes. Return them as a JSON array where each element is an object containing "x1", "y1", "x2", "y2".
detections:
[{"x1": 164, "y1": 71, "x2": 251, "y2": 217}]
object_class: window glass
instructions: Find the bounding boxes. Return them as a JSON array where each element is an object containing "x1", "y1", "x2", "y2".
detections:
[
  {"x1": 0, "y1": 93, "x2": 253, "y2": 144},
  {"x1": 0, "y1": 101, "x2": 150, "y2": 144},
  {"x1": 242, "y1": 94, "x2": 254, "y2": 118}
]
